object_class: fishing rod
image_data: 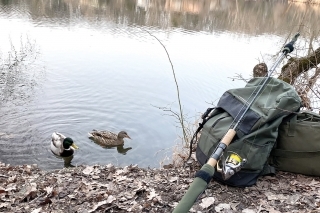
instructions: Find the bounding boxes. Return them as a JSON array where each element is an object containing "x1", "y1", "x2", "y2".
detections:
[{"x1": 172, "y1": 33, "x2": 300, "y2": 213}]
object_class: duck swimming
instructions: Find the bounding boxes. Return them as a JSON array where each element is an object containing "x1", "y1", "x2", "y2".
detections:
[
  {"x1": 88, "y1": 130, "x2": 131, "y2": 146},
  {"x1": 51, "y1": 132, "x2": 79, "y2": 157}
]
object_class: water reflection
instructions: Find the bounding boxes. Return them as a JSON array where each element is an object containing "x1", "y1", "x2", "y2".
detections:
[
  {"x1": 89, "y1": 138, "x2": 132, "y2": 155},
  {"x1": 52, "y1": 154, "x2": 75, "y2": 168},
  {"x1": 0, "y1": 35, "x2": 44, "y2": 110},
  {"x1": 1, "y1": 0, "x2": 319, "y2": 36}
]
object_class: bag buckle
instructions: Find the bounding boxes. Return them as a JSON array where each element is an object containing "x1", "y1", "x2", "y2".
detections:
[{"x1": 216, "y1": 152, "x2": 247, "y2": 180}]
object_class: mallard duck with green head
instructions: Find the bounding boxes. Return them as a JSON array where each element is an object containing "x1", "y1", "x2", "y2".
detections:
[
  {"x1": 51, "y1": 132, "x2": 79, "y2": 157},
  {"x1": 88, "y1": 130, "x2": 131, "y2": 146}
]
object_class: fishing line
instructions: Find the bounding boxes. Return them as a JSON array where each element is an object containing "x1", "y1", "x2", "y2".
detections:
[{"x1": 227, "y1": 50, "x2": 288, "y2": 132}]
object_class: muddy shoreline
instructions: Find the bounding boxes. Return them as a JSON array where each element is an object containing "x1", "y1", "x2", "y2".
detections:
[{"x1": 1, "y1": 161, "x2": 320, "y2": 213}]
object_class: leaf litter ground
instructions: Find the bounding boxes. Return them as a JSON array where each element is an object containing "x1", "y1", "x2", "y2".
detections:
[{"x1": 1, "y1": 159, "x2": 320, "y2": 213}]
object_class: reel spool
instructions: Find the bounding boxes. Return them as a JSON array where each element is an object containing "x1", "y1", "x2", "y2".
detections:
[{"x1": 217, "y1": 152, "x2": 247, "y2": 180}]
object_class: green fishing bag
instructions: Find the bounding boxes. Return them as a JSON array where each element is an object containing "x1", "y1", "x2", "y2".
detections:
[
  {"x1": 196, "y1": 77, "x2": 301, "y2": 187},
  {"x1": 270, "y1": 111, "x2": 320, "y2": 176}
]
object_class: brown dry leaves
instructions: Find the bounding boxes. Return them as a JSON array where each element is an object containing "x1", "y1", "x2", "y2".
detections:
[{"x1": 0, "y1": 161, "x2": 320, "y2": 213}]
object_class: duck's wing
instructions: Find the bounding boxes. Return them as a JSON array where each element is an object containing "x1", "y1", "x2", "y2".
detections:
[
  {"x1": 89, "y1": 130, "x2": 117, "y2": 140},
  {"x1": 99, "y1": 131, "x2": 118, "y2": 139},
  {"x1": 52, "y1": 132, "x2": 66, "y2": 146}
]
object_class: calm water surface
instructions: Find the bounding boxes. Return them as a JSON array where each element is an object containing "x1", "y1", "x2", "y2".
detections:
[{"x1": 0, "y1": 0, "x2": 319, "y2": 170}]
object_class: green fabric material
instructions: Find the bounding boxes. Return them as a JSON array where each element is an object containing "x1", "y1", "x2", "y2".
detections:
[
  {"x1": 228, "y1": 77, "x2": 302, "y2": 131},
  {"x1": 271, "y1": 149, "x2": 320, "y2": 158},
  {"x1": 262, "y1": 164, "x2": 276, "y2": 176},
  {"x1": 173, "y1": 164, "x2": 215, "y2": 213},
  {"x1": 270, "y1": 111, "x2": 320, "y2": 176},
  {"x1": 201, "y1": 164, "x2": 215, "y2": 176}
]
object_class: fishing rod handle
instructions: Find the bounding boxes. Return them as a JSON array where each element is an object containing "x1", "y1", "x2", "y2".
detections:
[
  {"x1": 282, "y1": 33, "x2": 300, "y2": 54},
  {"x1": 207, "y1": 129, "x2": 236, "y2": 167}
]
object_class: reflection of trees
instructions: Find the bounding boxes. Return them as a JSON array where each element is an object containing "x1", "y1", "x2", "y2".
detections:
[
  {"x1": 0, "y1": 36, "x2": 42, "y2": 106},
  {"x1": 1, "y1": 0, "x2": 319, "y2": 36}
]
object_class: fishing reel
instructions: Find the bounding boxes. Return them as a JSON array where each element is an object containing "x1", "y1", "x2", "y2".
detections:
[{"x1": 216, "y1": 152, "x2": 247, "y2": 180}]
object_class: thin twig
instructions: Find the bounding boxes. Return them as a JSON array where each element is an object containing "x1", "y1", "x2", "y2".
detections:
[{"x1": 143, "y1": 29, "x2": 188, "y2": 144}]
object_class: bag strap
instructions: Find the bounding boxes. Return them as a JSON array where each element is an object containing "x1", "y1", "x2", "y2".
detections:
[
  {"x1": 283, "y1": 111, "x2": 320, "y2": 137},
  {"x1": 186, "y1": 107, "x2": 220, "y2": 162},
  {"x1": 271, "y1": 149, "x2": 320, "y2": 158},
  {"x1": 287, "y1": 114, "x2": 297, "y2": 137},
  {"x1": 300, "y1": 110, "x2": 320, "y2": 120},
  {"x1": 280, "y1": 112, "x2": 299, "y2": 137},
  {"x1": 261, "y1": 164, "x2": 276, "y2": 176}
]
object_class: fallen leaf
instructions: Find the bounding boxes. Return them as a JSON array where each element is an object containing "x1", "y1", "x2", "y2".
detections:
[
  {"x1": 265, "y1": 192, "x2": 287, "y2": 202},
  {"x1": 200, "y1": 197, "x2": 215, "y2": 209},
  {"x1": 68, "y1": 194, "x2": 76, "y2": 199},
  {"x1": 215, "y1": 203, "x2": 230, "y2": 212},
  {"x1": 92, "y1": 175, "x2": 100, "y2": 179},
  {"x1": 116, "y1": 175, "x2": 127, "y2": 182},
  {"x1": 287, "y1": 194, "x2": 301, "y2": 204},
  {"x1": 265, "y1": 207, "x2": 282, "y2": 213},
  {"x1": 115, "y1": 169, "x2": 124, "y2": 176},
  {"x1": 8, "y1": 175, "x2": 17, "y2": 183},
  {"x1": 0, "y1": 203, "x2": 9, "y2": 208},
  {"x1": 82, "y1": 166, "x2": 94, "y2": 175},
  {"x1": 88, "y1": 200, "x2": 107, "y2": 213},
  {"x1": 39, "y1": 197, "x2": 52, "y2": 205},
  {"x1": 0, "y1": 186, "x2": 5, "y2": 194},
  {"x1": 5, "y1": 183, "x2": 16, "y2": 192},
  {"x1": 310, "y1": 179, "x2": 320, "y2": 186},
  {"x1": 31, "y1": 207, "x2": 42, "y2": 213},
  {"x1": 242, "y1": 208, "x2": 256, "y2": 213},
  {"x1": 147, "y1": 189, "x2": 158, "y2": 201},
  {"x1": 169, "y1": 177, "x2": 179, "y2": 182},
  {"x1": 106, "y1": 195, "x2": 116, "y2": 203},
  {"x1": 19, "y1": 182, "x2": 37, "y2": 201},
  {"x1": 230, "y1": 202, "x2": 240, "y2": 211},
  {"x1": 45, "y1": 186, "x2": 53, "y2": 196}
]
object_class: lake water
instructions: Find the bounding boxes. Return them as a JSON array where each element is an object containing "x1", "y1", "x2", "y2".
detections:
[{"x1": 0, "y1": 0, "x2": 319, "y2": 170}]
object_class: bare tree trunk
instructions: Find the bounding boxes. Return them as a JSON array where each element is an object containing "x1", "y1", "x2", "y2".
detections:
[
  {"x1": 278, "y1": 47, "x2": 320, "y2": 84},
  {"x1": 278, "y1": 47, "x2": 320, "y2": 109},
  {"x1": 253, "y1": 47, "x2": 320, "y2": 110}
]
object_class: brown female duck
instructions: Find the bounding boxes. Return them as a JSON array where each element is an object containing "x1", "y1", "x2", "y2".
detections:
[{"x1": 88, "y1": 130, "x2": 131, "y2": 146}]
